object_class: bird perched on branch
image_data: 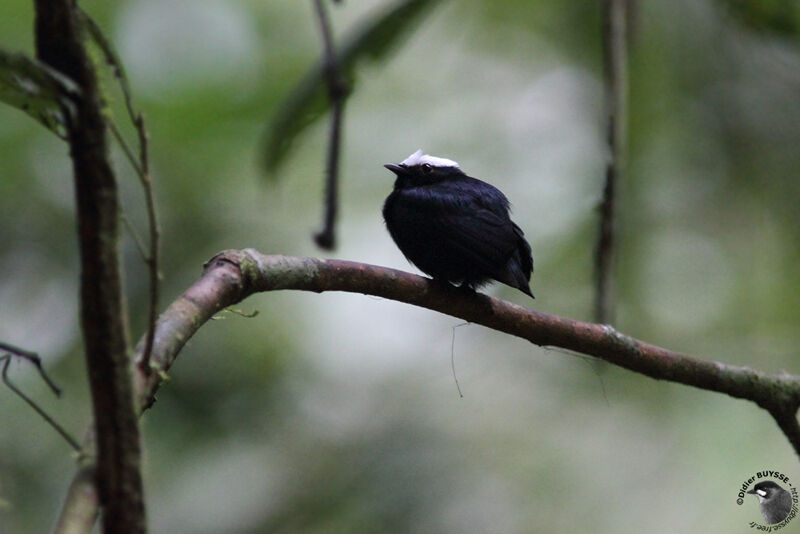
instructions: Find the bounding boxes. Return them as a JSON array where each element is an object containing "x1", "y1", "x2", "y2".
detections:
[
  {"x1": 747, "y1": 480, "x2": 793, "y2": 524},
  {"x1": 383, "y1": 149, "x2": 534, "y2": 298}
]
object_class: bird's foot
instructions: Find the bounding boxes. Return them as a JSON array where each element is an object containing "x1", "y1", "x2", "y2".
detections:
[{"x1": 455, "y1": 281, "x2": 479, "y2": 296}]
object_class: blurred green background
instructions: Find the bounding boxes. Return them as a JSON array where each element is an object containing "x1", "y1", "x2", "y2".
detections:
[{"x1": 2, "y1": 0, "x2": 800, "y2": 532}]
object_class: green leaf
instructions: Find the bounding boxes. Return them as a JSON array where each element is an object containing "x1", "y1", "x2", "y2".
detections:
[
  {"x1": 0, "y1": 49, "x2": 80, "y2": 138},
  {"x1": 261, "y1": 0, "x2": 442, "y2": 177}
]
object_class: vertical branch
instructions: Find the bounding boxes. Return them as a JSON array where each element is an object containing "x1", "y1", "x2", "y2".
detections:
[
  {"x1": 312, "y1": 0, "x2": 347, "y2": 250},
  {"x1": 594, "y1": 0, "x2": 629, "y2": 325},
  {"x1": 33, "y1": 2, "x2": 146, "y2": 533}
]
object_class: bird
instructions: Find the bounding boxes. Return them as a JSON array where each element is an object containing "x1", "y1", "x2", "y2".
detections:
[
  {"x1": 382, "y1": 149, "x2": 534, "y2": 298},
  {"x1": 747, "y1": 480, "x2": 793, "y2": 524}
]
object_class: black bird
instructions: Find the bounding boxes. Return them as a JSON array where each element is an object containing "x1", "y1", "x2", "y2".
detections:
[
  {"x1": 383, "y1": 149, "x2": 534, "y2": 298},
  {"x1": 747, "y1": 481, "x2": 793, "y2": 524}
]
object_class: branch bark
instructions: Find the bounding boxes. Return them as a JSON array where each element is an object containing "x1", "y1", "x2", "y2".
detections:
[
  {"x1": 53, "y1": 464, "x2": 99, "y2": 534},
  {"x1": 56, "y1": 250, "x2": 800, "y2": 529},
  {"x1": 34, "y1": 2, "x2": 146, "y2": 533}
]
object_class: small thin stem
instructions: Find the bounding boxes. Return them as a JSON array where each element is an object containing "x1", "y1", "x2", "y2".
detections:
[
  {"x1": 594, "y1": 0, "x2": 629, "y2": 325},
  {"x1": 79, "y1": 8, "x2": 138, "y2": 126},
  {"x1": 109, "y1": 119, "x2": 144, "y2": 177},
  {"x1": 135, "y1": 111, "x2": 160, "y2": 374},
  {"x1": 0, "y1": 341, "x2": 61, "y2": 396},
  {"x1": 312, "y1": 0, "x2": 347, "y2": 250},
  {"x1": 1, "y1": 353, "x2": 81, "y2": 452},
  {"x1": 107, "y1": 103, "x2": 160, "y2": 378},
  {"x1": 450, "y1": 322, "x2": 468, "y2": 398},
  {"x1": 120, "y1": 210, "x2": 150, "y2": 262}
]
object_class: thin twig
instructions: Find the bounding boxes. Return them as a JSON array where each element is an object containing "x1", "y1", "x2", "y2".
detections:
[
  {"x1": 84, "y1": 9, "x2": 161, "y2": 373},
  {"x1": 0, "y1": 341, "x2": 61, "y2": 396},
  {"x1": 110, "y1": 120, "x2": 151, "y2": 262},
  {"x1": 79, "y1": 8, "x2": 138, "y2": 124},
  {"x1": 135, "y1": 112, "x2": 160, "y2": 373},
  {"x1": 109, "y1": 120, "x2": 144, "y2": 177},
  {"x1": 594, "y1": 0, "x2": 629, "y2": 325},
  {"x1": 450, "y1": 322, "x2": 469, "y2": 398},
  {"x1": 109, "y1": 118, "x2": 161, "y2": 378},
  {"x1": 1, "y1": 352, "x2": 81, "y2": 452},
  {"x1": 120, "y1": 210, "x2": 150, "y2": 262},
  {"x1": 312, "y1": 0, "x2": 347, "y2": 250},
  {"x1": 114, "y1": 116, "x2": 160, "y2": 373}
]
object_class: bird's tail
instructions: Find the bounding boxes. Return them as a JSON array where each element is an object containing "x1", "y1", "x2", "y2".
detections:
[
  {"x1": 498, "y1": 250, "x2": 534, "y2": 299},
  {"x1": 503, "y1": 227, "x2": 534, "y2": 298}
]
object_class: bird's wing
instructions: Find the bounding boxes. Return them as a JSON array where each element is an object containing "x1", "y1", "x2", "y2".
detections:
[
  {"x1": 429, "y1": 207, "x2": 519, "y2": 274},
  {"x1": 512, "y1": 222, "x2": 534, "y2": 275}
]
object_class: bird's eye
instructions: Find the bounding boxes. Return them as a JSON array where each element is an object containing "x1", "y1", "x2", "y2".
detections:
[{"x1": 421, "y1": 163, "x2": 433, "y2": 174}]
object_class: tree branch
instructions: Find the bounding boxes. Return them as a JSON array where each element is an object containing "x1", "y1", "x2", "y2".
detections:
[
  {"x1": 53, "y1": 463, "x2": 98, "y2": 534},
  {"x1": 594, "y1": 0, "x2": 629, "y2": 324},
  {"x1": 33, "y1": 2, "x2": 146, "y2": 533},
  {"x1": 312, "y1": 0, "x2": 348, "y2": 250},
  {"x1": 56, "y1": 250, "x2": 800, "y2": 528},
  {"x1": 134, "y1": 251, "x2": 800, "y2": 448}
]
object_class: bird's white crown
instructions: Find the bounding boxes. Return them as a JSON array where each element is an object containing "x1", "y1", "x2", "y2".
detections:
[{"x1": 400, "y1": 149, "x2": 459, "y2": 168}]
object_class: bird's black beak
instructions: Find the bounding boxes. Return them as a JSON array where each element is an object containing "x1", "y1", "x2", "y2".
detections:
[
  {"x1": 747, "y1": 489, "x2": 756, "y2": 494},
  {"x1": 384, "y1": 163, "x2": 406, "y2": 176}
]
